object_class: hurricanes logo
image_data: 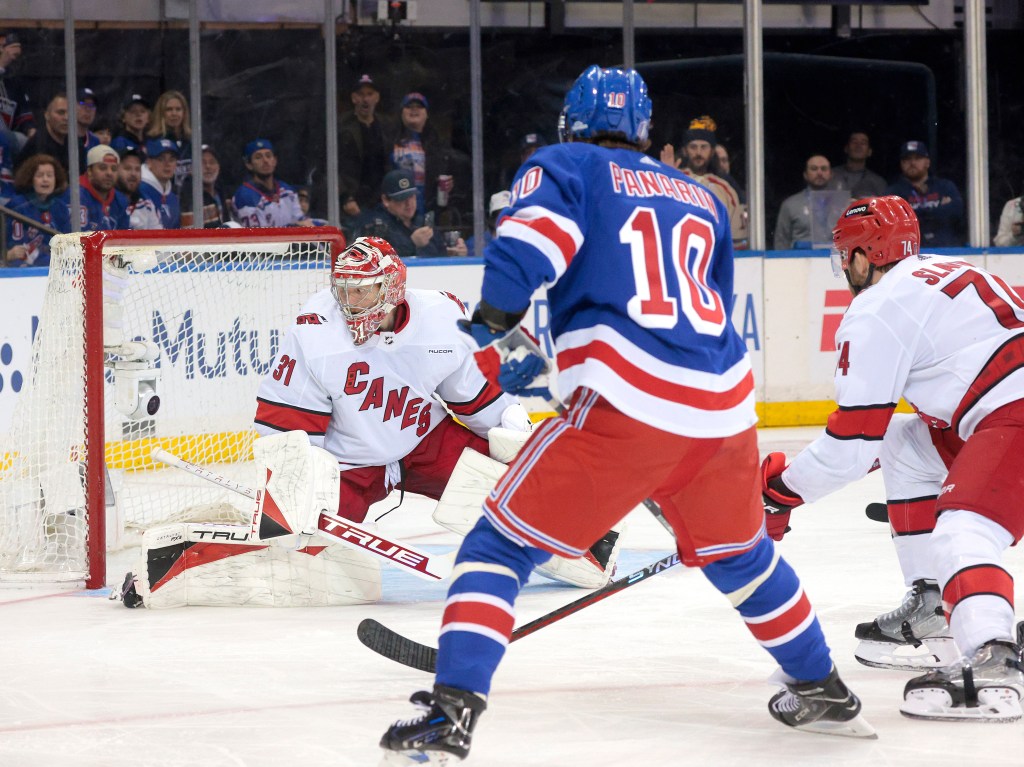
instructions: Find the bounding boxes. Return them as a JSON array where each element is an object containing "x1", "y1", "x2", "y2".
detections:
[{"x1": 0, "y1": 343, "x2": 24, "y2": 395}]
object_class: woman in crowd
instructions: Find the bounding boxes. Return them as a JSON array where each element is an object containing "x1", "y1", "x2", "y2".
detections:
[
  {"x1": 5, "y1": 154, "x2": 71, "y2": 267},
  {"x1": 147, "y1": 90, "x2": 193, "y2": 193}
]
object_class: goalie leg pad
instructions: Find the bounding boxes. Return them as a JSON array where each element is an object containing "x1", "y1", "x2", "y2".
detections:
[
  {"x1": 133, "y1": 523, "x2": 381, "y2": 608},
  {"x1": 252, "y1": 431, "x2": 340, "y2": 539},
  {"x1": 433, "y1": 448, "x2": 509, "y2": 537}
]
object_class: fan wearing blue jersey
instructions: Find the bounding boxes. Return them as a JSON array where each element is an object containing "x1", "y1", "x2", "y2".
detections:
[{"x1": 379, "y1": 66, "x2": 874, "y2": 765}]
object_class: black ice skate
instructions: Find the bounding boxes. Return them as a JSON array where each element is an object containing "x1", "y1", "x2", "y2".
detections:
[
  {"x1": 535, "y1": 528, "x2": 621, "y2": 588},
  {"x1": 380, "y1": 684, "x2": 486, "y2": 765},
  {"x1": 768, "y1": 666, "x2": 877, "y2": 739},
  {"x1": 901, "y1": 639, "x2": 1024, "y2": 722},
  {"x1": 854, "y1": 579, "x2": 956, "y2": 671}
]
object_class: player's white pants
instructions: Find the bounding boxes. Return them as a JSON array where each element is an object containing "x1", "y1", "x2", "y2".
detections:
[{"x1": 879, "y1": 414, "x2": 949, "y2": 585}]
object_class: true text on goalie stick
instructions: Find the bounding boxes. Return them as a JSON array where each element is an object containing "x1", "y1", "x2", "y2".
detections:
[{"x1": 151, "y1": 447, "x2": 453, "y2": 582}]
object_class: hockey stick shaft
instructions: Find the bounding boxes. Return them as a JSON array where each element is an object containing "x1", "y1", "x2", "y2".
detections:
[
  {"x1": 357, "y1": 550, "x2": 681, "y2": 673},
  {"x1": 151, "y1": 448, "x2": 453, "y2": 581}
]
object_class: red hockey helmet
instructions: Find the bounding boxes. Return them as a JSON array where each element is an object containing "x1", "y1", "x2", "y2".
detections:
[
  {"x1": 331, "y1": 236, "x2": 407, "y2": 345},
  {"x1": 830, "y1": 195, "x2": 920, "y2": 277}
]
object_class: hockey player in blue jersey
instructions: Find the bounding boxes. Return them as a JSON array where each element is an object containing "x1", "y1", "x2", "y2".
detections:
[{"x1": 378, "y1": 65, "x2": 874, "y2": 765}]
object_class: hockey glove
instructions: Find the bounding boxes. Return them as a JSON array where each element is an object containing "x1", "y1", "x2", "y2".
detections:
[
  {"x1": 761, "y1": 452, "x2": 804, "y2": 541},
  {"x1": 460, "y1": 308, "x2": 556, "y2": 404}
]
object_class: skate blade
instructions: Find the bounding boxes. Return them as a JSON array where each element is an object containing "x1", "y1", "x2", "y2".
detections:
[
  {"x1": 854, "y1": 638, "x2": 957, "y2": 672},
  {"x1": 379, "y1": 748, "x2": 455, "y2": 766},
  {"x1": 794, "y1": 713, "x2": 878, "y2": 739},
  {"x1": 901, "y1": 686, "x2": 1023, "y2": 723}
]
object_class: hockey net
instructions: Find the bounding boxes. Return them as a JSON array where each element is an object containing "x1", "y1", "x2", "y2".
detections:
[{"x1": 0, "y1": 228, "x2": 345, "y2": 587}]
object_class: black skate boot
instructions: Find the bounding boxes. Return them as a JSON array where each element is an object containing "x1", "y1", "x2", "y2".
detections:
[
  {"x1": 901, "y1": 638, "x2": 1024, "y2": 722},
  {"x1": 380, "y1": 684, "x2": 487, "y2": 765},
  {"x1": 854, "y1": 579, "x2": 955, "y2": 670},
  {"x1": 768, "y1": 666, "x2": 877, "y2": 739},
  {"x1": 587, "y1": 530, "x2": 620, "y2": 572}
]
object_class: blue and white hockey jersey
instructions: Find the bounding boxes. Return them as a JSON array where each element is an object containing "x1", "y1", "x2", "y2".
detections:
[
  {"x1": 484, "y1": 142, "x2": 756, "y2": 438},
  {"x1": 232, "y1": 179, "x2": 308, "y2": 228}
]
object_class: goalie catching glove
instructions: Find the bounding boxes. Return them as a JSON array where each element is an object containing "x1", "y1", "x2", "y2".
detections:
[{"x1": 761, "y1": 452, "x2": 803, "y2": 541}]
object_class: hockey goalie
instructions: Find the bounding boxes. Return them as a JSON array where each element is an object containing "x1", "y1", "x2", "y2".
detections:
[{"x1": 124, "y1": 237, "x2": 622, "y2": 608}]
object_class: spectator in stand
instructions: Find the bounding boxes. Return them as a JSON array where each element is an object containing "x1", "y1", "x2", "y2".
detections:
[
  {"x1": 74, "y1": 87, "x2": 102, "y2": 156},
  {"x1": 0, "y1": 31, "x2": 35, "y2": 150},
  {"x1": 78, "y1": 144, "x2": 130, "y2": 232},
  {"x1": 0, "y1": 130, "x2": 15, "y2": 204},
  {"x1": 773, "y1": 154, "x2": 849, "y2": 250},
  {"x1": 520, "y1": 132, "x2": 545, "y2": 164},
  {"x1": 339, "y1": 73, "x2": 390, "y2": 221},
  {"x1": 5, "y1": 153, "x2": 71, "y2": 267},
  {"x1": 91, "y1": 118, "x2": 114, "y2": 147},
  {"x1": 112, "y1": 138, "x2": 160, "y2": 230},
  {"x1": 661, "y1": 116, "x2": 748, "y2": 247},
  {"x1": 140, "y1": 137, "x2": 180, "y2": 229},
  {"x1": 885, "y1": 141, "x2": 964, "y2": 248},
  {"x1": 831, "y1": 131, "x2": 887, "y2": 199},
  {"x1": 15, "y1": 93, "x2": 90, "y2": 175},
  {"x1": 465, "y1": 190, "x2": 510, "y2": 255},
  {"x1": 994, "y1": 187, "x2": 1024, "y2": 247},
  {"x1": 115, "y1": 93, "x2": 151, "y2": 147},
  {"x1": 391, "y1": 92, "x2": 455, "y2": 215},
  {"x1": 147, "y1": 90, "x2": 193, "y2": 194},
  {"x1": 356, "y1": 169, "x2": 464, "y2": 258},
  {"x1": 231, "y1": 139, "x2": 312, "y2": 228},
  {"x1": 181, "y1": 145, "x2": 233, "y2": 228}
]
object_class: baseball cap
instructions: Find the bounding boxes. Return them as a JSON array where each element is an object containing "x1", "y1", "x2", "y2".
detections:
[
  {"x1": 243, "y1": 138, "x2": 274, "y2": 161},
  {"x1": 900, "y1": 140, "x2": 929, "y2": 159},
  {"x1": 1, "y1": 31, "x2": 21, "y2": 48},
  {"x1": 145, "y1": 137, "x2": 180, "y2": 158},
  {"x1": 382, "y1": 169, "x2": 416, "y2": 201},
  {"x1": 401, "y1": 92, "x2": 428, "y2": 109},
  {"x1": 77, "y1": 87, "x2": 98, "y2": 106},
  {"x1": 86, "y1": 144, "x2": 119, "y2": 167},
  {"x1": 124, "y1": 93, "x2": 152, "y2": 110},
  {"x1": 489, "y1": 190, "x2": 512, "y2": 215},
  {"x1": 520, "y1": 133, "x2": 546, "y2": 151},
  {"x1": 111, "y1": 136, "x2": 143, "y2": 159},
  {"x1": 352, "y1": 74, "x2": 379, "y2": 93}
]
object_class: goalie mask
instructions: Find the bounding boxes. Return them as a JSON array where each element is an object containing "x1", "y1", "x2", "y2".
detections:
[{"x1": 331, "y1": 237, "x2": 407, "y2": 345}]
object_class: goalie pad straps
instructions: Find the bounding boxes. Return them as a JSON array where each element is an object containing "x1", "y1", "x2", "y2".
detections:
[
  {"x1": 133, "y1": 522, "x2": 382, "y2": 608},
  {"x1": 252, "y1": 431, "x2": 341, "y2": 540}
]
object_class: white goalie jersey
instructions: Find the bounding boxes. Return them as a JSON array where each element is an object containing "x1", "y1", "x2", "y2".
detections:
[
  {"x1": 254, "y1": 287, "x2": 516, "y2": 469},
  {"x1": 786, "y1": 254, "x2": 1024, "y2": 502}
]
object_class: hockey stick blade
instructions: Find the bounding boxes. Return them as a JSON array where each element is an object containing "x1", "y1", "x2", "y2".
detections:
[
  {"x1": 865, "y1": 502, "x2": 889, "y2": 523},
  {"x1": 357, "y1": 550, "x2": 681, "y2": 673}
]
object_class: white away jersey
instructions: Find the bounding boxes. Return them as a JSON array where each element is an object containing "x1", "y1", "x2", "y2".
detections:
[
  {"x1": 254, "y1": 288, "x2": 515, "y2": 469},
  {"x1": 786, "y1": 254, "x2": 1024, "y2": 502}
]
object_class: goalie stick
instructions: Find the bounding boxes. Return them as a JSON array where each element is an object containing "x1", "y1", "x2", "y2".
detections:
[
  {"x1": 151, "y1": 448, "x2": 453, "y2": 582},
  {"x1": 357, "y1": 549, "x2": 681, "y2": 673}
]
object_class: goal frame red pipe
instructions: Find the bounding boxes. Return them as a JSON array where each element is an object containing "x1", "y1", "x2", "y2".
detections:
[{"x1": 80, "y1": 227, "x2": 346, "y2": 588}]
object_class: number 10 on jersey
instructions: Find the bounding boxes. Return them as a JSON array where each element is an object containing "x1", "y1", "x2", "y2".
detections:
[{"x1": 621, "y1": 207, "x2": 726, "y2": 336}]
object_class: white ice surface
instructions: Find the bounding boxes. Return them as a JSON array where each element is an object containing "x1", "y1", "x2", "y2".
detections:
[{"x1": 1, "y1": 426, "x2": 1022, "y2": 766}]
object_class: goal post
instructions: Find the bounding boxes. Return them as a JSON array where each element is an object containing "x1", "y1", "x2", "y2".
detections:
[{"x1": 0, "y1": 227, "x2": 346, "y2": 589}]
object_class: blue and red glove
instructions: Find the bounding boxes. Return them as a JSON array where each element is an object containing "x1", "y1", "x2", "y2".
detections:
[{"x1": 760, "y1": 452, "x2": 804, "y2": 541}]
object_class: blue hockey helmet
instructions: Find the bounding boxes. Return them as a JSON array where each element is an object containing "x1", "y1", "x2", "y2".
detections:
[{"x1": 558, "y1": 65, "x2": 652, "y2": 145}]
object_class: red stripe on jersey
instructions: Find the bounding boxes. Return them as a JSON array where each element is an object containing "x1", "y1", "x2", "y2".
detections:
[
  {"x1": 442, "y1": 599, "x2": 515, "y2": 638},
  {"x1": 508, "y1": 214, "x2": 578, "y2": 268},
  {"x1": 942, "y1": 564, "x2": 1014, "y2": 620},
  {"x1": 447, "y1": 380, "x2": 505, "y2": 417},
  {"x1": 887, "y1": 496, "x2": 937, "y2": 536},
  {"x1": 557, "y1": 340, "x2": 754, "y2": 411},
  {"x1": 151, "y1": 542, "x2": 267, "y2": 592},
  {"x1": 824, "y1": 404, "x2": 896, "y2": 440},
  {"x1": 950, "y1": 334, "x2": 1024, "y2": 432},
  {"x1": 254, "y1": 398, "x2": 331, "y2": 436},
  {"x1": 745, "y1": 591, "x2": 813, "y2": 645}
]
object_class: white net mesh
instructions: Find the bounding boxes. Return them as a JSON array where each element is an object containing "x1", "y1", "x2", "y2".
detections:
[{"x1": 0, "y1": 231, "x2": 336, "y2": 583}]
